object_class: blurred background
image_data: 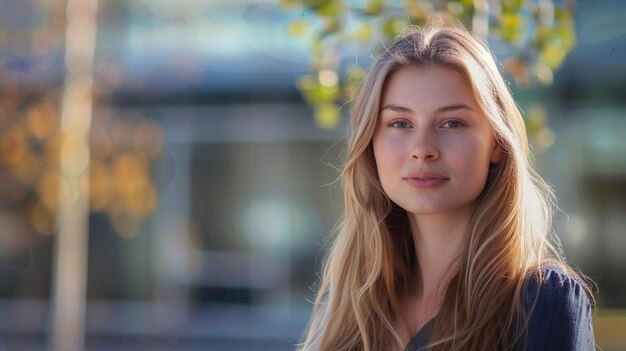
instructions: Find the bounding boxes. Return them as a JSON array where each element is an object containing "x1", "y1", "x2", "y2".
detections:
[{"x1": 0, "y1": 0, "x2": 624, "y2": 350}]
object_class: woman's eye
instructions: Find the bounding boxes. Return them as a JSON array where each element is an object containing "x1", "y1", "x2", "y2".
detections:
[
  {"x1": 390, "y1": 120, "x2": 411, "y2": 129},
  {"x1": 441, "y1": 120, "x2": 465, "y2": 128}
]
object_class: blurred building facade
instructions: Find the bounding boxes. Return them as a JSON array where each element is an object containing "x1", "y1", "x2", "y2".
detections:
[{"x1": 0, "y1": 0, "x2": 625, "y2": 350}]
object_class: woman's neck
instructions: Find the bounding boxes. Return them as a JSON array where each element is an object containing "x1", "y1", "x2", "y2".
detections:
[{"x1": 407, "y1": 206, "x2": 473, "y2": 315}]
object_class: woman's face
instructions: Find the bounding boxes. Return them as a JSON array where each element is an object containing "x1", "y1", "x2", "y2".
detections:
[{"x1": 372, "y1": 65, "x2": 501, "y2": 217}]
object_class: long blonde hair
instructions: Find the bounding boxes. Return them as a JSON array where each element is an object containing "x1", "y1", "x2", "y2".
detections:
[{"x1": 300, "y1": 24, "x2": 593, "y2": 351}]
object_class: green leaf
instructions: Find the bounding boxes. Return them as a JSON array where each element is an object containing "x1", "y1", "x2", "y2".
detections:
[
  {"x1": 316, "y1": 0, "x2": 345, "y2": 17},
  {"x1": 381, "y1": 17, "x2": 409, "y2": 39},
  {"x1": 363, "y1": 0, "x2": 384, "y2": 16},
  {"x1": 302, "y1": 0, "x2": 335, "y2": 11},
  {"x1": 500, "y1": 0, "x2": 523, "y2": 12},
  {"x1": 289, "y1": 0, "x2": 578, "y2": 135}
]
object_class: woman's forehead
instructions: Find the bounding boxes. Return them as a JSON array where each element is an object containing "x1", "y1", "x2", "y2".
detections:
[{"x1": 380, "y1": 65, "x2": 479, "y2": 111}]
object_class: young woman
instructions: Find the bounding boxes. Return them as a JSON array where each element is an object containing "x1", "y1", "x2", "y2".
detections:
[{"x1": 300, "y1": 25, "x2": 595, "y2": 351}]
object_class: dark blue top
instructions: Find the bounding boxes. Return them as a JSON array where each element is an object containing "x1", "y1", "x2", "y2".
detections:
[{"x1": 404, "y1": 268, "x2": 595, "y2": 350}]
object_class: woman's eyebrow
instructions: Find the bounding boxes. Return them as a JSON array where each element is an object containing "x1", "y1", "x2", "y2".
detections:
[
  {"x1": 436, "y1": 103, "x2": 474, "y2": 113},
  {"x1": 380, "y1": 103, "x2": 474, "y2": 113},
  {"x1": 380, "y1": 104, "x2": 412, "y2": 113}
]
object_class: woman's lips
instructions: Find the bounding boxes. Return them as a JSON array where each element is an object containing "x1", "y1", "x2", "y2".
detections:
[{"x1": 403, "y1": 172, "x2": 448, "y2": 189}]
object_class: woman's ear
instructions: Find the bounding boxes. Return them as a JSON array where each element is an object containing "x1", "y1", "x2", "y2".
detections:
[{"x1": 490, "y1": 143, "x2": 503, "y2": 164}]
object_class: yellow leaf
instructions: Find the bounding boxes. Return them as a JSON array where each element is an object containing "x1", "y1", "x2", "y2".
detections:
[
  {"x1": 525, "y1": 105, "x2": 547, "y2": 133},
  {"x1": 288, "y1": 20, "x2": 310, "y2": 37},
  {"x1": 501, "y1": 12, "x2": 524, "y2": 28},
  {"x1": 280, "y1": 0, "x2": 302, "y2": 10},
  {"x1": 364, "y1": 0, "x2": 384, "y2": 15},
  {"x1": 540, "y1": 41, "x2": 566, "y2": 68},
  {"x1": 315, "y1": 103, "x2": 340, "y2": 128},
  {"x1": 352, "y1": 23, "x2": 374, "y2": 42}
]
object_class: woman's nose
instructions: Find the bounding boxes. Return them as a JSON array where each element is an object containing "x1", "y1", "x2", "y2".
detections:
[{"x1": 410, "y1": 129, "x2": 439, "y2": 161}]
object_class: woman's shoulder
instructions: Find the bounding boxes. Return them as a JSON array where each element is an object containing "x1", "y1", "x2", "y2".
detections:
[
  {"x1": 524, "y1": 266, "x2": 590, "y2": 301},
  {"x1": 521, "y1": 265, "x2": 595, "y2": 350}
]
